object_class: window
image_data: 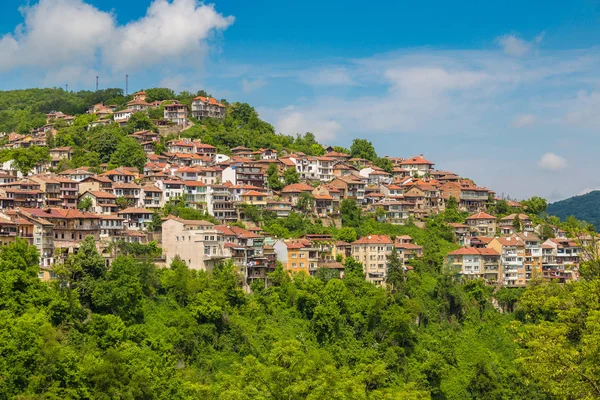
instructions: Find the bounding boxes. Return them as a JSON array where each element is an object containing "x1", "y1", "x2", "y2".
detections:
[
  {"x1": 176, "y1": 236, "x2": 179, "y2": 241},
  {"x1": 292, "y1": 263, "x2": 297, "y2": 268},
  {"x1": 300, "y1": 263, "x2": 305, "y2": 268},
  {"x1": 292, "y1": 253, "x2": 297, "y2": 258}
]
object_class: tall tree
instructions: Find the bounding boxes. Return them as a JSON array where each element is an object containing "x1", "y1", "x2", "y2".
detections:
[{"x1": 350, "y1": 138, "x2": 377, "y2": 161}]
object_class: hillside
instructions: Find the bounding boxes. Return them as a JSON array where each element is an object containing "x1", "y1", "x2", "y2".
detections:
[{"x1": 547, "y1": 190, "x2": 600, "y2": 228}]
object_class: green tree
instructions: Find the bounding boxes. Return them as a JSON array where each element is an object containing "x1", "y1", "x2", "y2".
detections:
[
  {"x1": 266, "y1": 163, "x2": 283, "y2": 191},
  {"x1": 110, "y1": 137, "x2": 147, "y2": 172},
  {"x1": 77, "y1": 196, "x2": 93, "y2": 211},
  {"x1": 386, "y1": 248, "x2": 404, "y2": 291},
  {"x1": 374, "y1": 157, "x2": 394, "y2": 173},
  {"x1": 340, "y1": 199, "x2": 362, "y2": 228},
  {"x1": 296, "y1": 192, "x2": 315, "y2": 213},
  {"x1": 513, "y1": 215, "x2": 522, "y2": 232},
  {"x1": 335, "y1": 227, "x2": 357, "y2": 243},
  {"x1": 282, "y1": 167, "x2": 300, "y2": 185},
  {"x1": 522, "y1": 196, "x2": 548, "y2": 216},
  {"x1": 8, "y1": 146, "x2": 50, "y2": 176},
  {"x1": 350, "y1": 138, "x2": 377, "y2": 161}
]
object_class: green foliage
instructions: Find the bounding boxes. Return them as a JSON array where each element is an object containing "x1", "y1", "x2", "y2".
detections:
[
  {"x1": 266, "y1": 163, "x2": 283, "y2": 190},
  {"x1": 521, "y1": 196, "x2": 548, "y2": 216},
  {"x1": 547, "y1": 191, "x2": 600, "y2": 229},
  {"x1": 282, "y1": 167, "x2": 300, "y2": 185},
  {"x1": 110, "y1": 137, "x2": 147, "y2": 172},
  {"x1": 5, "y1": 145, "x2": 50, "y2": 176},
  {"x1": 374, "y1": 157, "x2": 394, "y2": 173},
  {"x1": 77, "y1": 196, "x2": 93, "y2": 211},
  {"x1": 340, "y1": 199, "x2": 363, "y2": 228},
  {"x1": 350, "y1": 138, "x2": 378, "y2": 161}
]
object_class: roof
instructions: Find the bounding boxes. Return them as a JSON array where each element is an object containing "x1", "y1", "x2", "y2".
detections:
[
  {"x1": 352, "y1": 234, "x2": 393, "y2": 245},
  {"x1": 399, "y1": 155, "x2": 434, "y2": 166},
  {"x1": 448, "y1": 248, "x2": 500, "y2": 256},
  {"x1": 282, "y1": 183, "x2": 315, "y2": 193},
  {"x1": 165, "y1": 216, "x2": 214, "y2": 226},
  {"x1": 86, "y1": 190, "x2": 117, "y2": 199},
  {"x1": 241, "y1": 190, "x2": 266, "y2": 197},
  {"x1": 466, "y1": 212, "x2": 496, "y2": 220},
  {"x1": 117, "y1": 207, "x2": 153, "y2": 214}
]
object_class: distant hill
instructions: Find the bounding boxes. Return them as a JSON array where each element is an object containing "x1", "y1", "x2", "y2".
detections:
[{"x1": 547, "y1": 191, "x2": 600, "y2": 228}]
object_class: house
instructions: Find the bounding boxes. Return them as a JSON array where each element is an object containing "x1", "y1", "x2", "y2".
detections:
[
  {"x1": 112, "y1": 183, "x2": 142, "y2": 207},
  {"x1": 113, "y1": 109, "x2": 134, "y2": 124},
  {"x1": 329, "y1": 176, "x2": 366, "y2": 202},
  {"x1": 273, "y1": 238, "x2": 318, "y2": 276},
  {"x1": 240, "y1": 190, "x2": 267, "y2": 207},
  {"x1": 49, "y1": 147, "x2": 72, "y2": 168},
  {"x1": 141, "y1": 186, "x2": 163, "y2": 209},
  {"x1": 79, "y1": 190, "x2": 118, "y2": 214},
  {"x1": 161, "y1": 217, "x2": 227, "y2": 271},
  {"x1": 208, "y1": 184, "x2": 237, "y2": 222},
  {"x1": 487, "y1": 233, "x2": 542, "y2": 286},
  {"x1": 184, "y1": 182, "x2": 208, "y2": 210},
  {"x1": 399, "y1": 155, "x2": 435, "y2": 177},
  {"x1": 446, "y1": 248, "x2": 502, "y2": 283},
  {"x1": 265, "y1": 200, "x2": 292, "y2": 218},
  {"x1": 117, "y1": 207, "x2": 154, "y2": 230},
  {"x1": 466, "y1": 212, "x2": 497, "y2": 236},
  {"x1": 541, "y1": 238, "x2": 580, "y2": 282},
  {"x1": 394, "y1": 236, "x2": 423, "y2": 266},
  {"x1": 156, "y1": 180, "x2": 185, "y2": 201},
  {"x1": 58, "y1": 168, "x2": 96, "y2": 182},
  {"x1": 448, "y1": 223, "x2": 471, "y2": 246},
  {"x1": 351, "y1": 235, "x2": 394, "y2": 284},
  {"x1": 499, "y1": 214, "x2": 533, "y2": 234},
  {"x1": 281, "y1": 183, "x2": 314, "y2": 206},
  {"x1": 190, "y1": 96, "x2": 226, "y2": 119}
]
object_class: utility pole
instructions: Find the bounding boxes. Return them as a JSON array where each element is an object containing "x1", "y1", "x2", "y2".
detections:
[
  {"x1": 96, "y1": 76, "x2": 99, "y2": 92},
  {"x1": 125, "y1": 74, "x2": 129, "y2": 96}
]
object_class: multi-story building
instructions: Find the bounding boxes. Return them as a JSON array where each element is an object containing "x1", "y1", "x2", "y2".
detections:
[
  {"x1": 79, "y1": 191, "x2": 118, "y2": 214},
  {"x1": 399, "y1": 155, "x2": 435, "y2": 177},
  {"x1": 163, "y1": 102, "x2": 188, "y2": 126},
  {"x1": 184, "y1": 182, "x2": 208, "y2": 210},
  {"x1": 446, "y1": 247, "x2": 502, "y2": 283},
  {"x1": 141, "y1": 186, "x2": 163, "y2": 209},
  {"x1": 499, "y1": 213, "x2": 534, "y2": 234},
  {"x1": 0, "y1": 179, "x2": 44, "y2": 208},
  {"x1": 112, "y1": 183, "x2": 142, "y2": 207},
  {"x1": 190, "y1": 96, "x2": 226, "y2": 119},
  {"x1": 541, "y1": 238, "x2": 580, "y2": 282},
  {"x1": 117, "y1": 207, "x2": 154, "y2": 230},
  {"x1": 281, "y1": 183, "x2": 314, "y2": 206},
  {"x1": 21, "y1": 207, "x2": 100, "y2": 262},
  {"x1": 486, "y1": 234, "x2": 542, "y2": 287},
  {"x1": 330, "y1": 176, "x2": 366, "y2": 202},
  {"x1": 273, "y1": 238, "x2": 319, "y2": 276},
  {"x1": 162, "y1": 217, "x2": 227, "y2": 271},
  {"x1": 207, "y1": 184, "x2": 237, "y2": 222},
  {"x1": 351, "y1": 234, "x2": 394, "y2": 284},
  {"x1": 466, "y1": 212, "x2": 497, "y2": 236}
]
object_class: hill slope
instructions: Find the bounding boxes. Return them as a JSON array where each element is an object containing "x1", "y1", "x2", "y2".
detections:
[{"x1": 547, "y1": 190, "x2": 600, "y2": 228}]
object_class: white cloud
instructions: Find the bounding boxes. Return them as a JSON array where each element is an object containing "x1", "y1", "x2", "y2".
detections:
[
  {"x1": 0, "y1": 0, "x2": 114, "y2": 71},
  {"x1": 497, "y1": 33, "x2": 543, "y2": 57},
  {"x1": 241, "y1": 78, "x2": 267, "y2": 93},
  {"x1": 106, "y1": 0, "x2": 234, "y2": 71},
  {"x1": 0, "y1": 0, "x2": 233, "y2": 76},
  {"x1": 538, "y1": 152, "x2": 568, "y2": 171},
  {"x1": 513, "y1": 114, "x2": 537, "y2": 127}
]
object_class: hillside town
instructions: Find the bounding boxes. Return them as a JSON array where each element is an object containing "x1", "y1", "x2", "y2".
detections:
[{"x1": 0, "y1": 90, "x2": 587, "y2": 289}]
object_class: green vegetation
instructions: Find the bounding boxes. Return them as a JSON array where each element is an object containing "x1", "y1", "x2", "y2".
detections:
[
  {"x1": 4, "y1": 233, "x2": 592, "y2": 399},
  {"x1": 547, "y1": 190, "x2": 600, "y2": 229}
]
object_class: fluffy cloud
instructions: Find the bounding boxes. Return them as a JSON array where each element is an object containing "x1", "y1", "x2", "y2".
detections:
[
  {"x1": 512, "y1": 114, "x2": 537, "y2": 127},
  {"x1": 107, "y1": 0, "x2": 234, "y2": 71},
  {"x1": 0, "y1": 0, "x2": 113, "y2": 71},
  {"x1": 0, "y1": 0, "x2": 233, "y2": 76},
  {"x1": 241, "y1": 78, "x2": 267, "y2": 93},
  {"x1": 538, "y1": 153, "x2": 568, "y2": 171},
  {"x1": 497, "y1": 33, "x2": 544, "y2": 57}
]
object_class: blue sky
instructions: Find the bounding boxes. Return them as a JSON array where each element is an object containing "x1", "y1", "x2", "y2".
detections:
[{"x1": 1, "y1": 0, "x2": 600, "y2": 201}]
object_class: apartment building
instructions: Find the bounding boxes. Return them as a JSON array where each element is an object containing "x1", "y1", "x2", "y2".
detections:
[
  {"x1": 541, "y1": 238, "x2": 580, "y2": 282},
  {"x1": 162, "y1": 217, "x2": 226, "y2": 271},
  {"x1": 446, "y1": 247, "x2": 502, "y2": 283},
  {"x1": 79, "y1": 190, "x2": 118, "y2": 214},
  {"x1": 466, "y1": 212, "x2": 497, "y2": 236},
  {"x1": 486, "y1": 233, "x2": 542, "y2": 286},
  {"x1": 499, "y1": 214, "x2": 534, "y2": 234},
  {"x1": 273, "y1": 238, "x2": 319, "y2": 276},
  {"x1": 351, "y1": 234, "x2": 394, "y2": 284},
  {"x1": 191, "y1": 96, "x2": 226, "y2": 119},
  {"x1": 163, "y1": 102, "x2": 188, "y2": 126},
  {"x1": 399, "y1": 155, "x2": 434, "y2": 177}
]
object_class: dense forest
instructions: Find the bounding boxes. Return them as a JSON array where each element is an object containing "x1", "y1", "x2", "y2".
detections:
[
  {"x1": 4, "y1": 230, "x2": 600, "y2": 399},
  {"x1": 547, "y1": 191, "x2": 600, "y2": 230}
]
